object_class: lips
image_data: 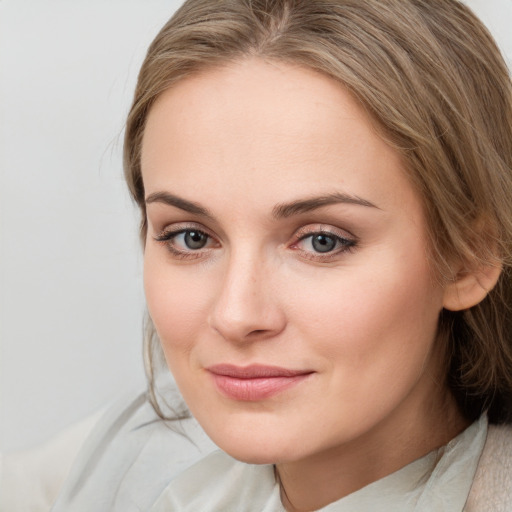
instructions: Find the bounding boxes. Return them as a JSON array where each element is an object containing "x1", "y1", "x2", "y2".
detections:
[{"x1": 206, "y1": 364, "x2": 314, "y2": 401}]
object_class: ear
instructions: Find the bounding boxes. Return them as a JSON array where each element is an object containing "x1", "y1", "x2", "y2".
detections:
[{"x1": 443, "y1": 261, "x2": 502, "y2": 311}]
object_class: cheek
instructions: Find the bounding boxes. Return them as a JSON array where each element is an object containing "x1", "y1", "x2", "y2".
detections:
[
  {"x1": 282, "y1": 259, "x2": 443, "y2": 437},
  {"x1": 143, "y1": 249, "x2": 212, "y2": 355},
  {"x1": 290, "y1": 250, "x2": 443, "y2": 381}
]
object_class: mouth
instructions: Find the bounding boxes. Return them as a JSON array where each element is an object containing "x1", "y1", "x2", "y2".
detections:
[{"x1": 206, "y1": 364, "x2": 314, "y2": 401}]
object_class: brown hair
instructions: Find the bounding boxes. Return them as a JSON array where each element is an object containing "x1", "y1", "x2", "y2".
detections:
[{"x1": 124, "y1": 0, "x2": 512, "y2": 423}]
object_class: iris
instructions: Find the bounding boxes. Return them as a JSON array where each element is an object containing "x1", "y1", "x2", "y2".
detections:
[
  {"x1": 184, "y1": 230, "x2": 208, "y2": 249},
  {"x1": 311, "y1": 234, "x2": 336, "y2": 253}
]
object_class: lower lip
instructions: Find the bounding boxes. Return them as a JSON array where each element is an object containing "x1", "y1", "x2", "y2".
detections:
[{"x1": 210, "y1": 373, "x2": 311, "y2": 401}]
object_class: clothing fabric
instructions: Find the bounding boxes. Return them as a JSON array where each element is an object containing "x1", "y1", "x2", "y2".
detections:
[
  {"x1": 0, "y1": 412, "x2": 102, "y2": 512},
  {"x1": 465, "y1": 421, "x2": 512, "y2": 512},
  {"x1": 44, "y1": 390, "x2": 512, "y2": 512},
  {"x1": 149, "y1": 416, "x2": 486, "y2": 512}
]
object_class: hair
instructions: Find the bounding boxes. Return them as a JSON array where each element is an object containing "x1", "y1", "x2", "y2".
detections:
[{"x1": 124, "y1": 0, "x2": 512, "y2": 423}]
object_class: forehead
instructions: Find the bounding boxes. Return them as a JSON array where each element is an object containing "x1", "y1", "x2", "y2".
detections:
[{"x1": 141, "y1": 58, "x2": 417, "y2": 215}]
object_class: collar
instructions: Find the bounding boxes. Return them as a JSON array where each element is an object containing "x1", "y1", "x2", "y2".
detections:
[{"x1": 150, "y1": 415, "x2": 488, "y2": 512}]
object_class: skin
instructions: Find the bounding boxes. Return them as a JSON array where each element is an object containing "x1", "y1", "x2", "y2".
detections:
[{"x1": 141, "y1": 58, "x2": 468, "y2": 511}]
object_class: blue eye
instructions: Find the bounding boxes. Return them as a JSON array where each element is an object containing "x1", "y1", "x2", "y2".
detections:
[
  {"x1": 295, "y1": 231, "x2": 356, "y2": 257},
  {"x1": 154, "y1": 228, "x2": 214, "y2": 256},
  {"x1": 181, "y1": 230, "x2": 209, "y2": 250},
  {"x1": 310, "y1": 234, "x2": 337, "y2": 253}
]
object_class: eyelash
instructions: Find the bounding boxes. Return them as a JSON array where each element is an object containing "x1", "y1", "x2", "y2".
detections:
[
  {"x1": 153, "y1": 224, "x2": 357, "y2": 262},
  {"x1": 291, "y1": 229, "x2": 357, "y2": 261},
  {"x1": 153, "y1": 225, "x2": 216, "y2": 260}
]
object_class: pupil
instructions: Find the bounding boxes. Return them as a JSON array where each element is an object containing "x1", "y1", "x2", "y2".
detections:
[
  {"x1": 185, "y1": 231, "x2": 207, "y2": 249},
  {"x1": 312, "y1": 234, "x2": 335, "y2": 253}
]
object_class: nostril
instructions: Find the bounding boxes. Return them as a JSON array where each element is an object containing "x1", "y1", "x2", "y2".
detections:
[{"x1": 246, "y1": 329, "x2": 268, "y2": 338}]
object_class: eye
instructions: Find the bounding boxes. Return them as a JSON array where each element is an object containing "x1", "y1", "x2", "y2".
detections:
[
  {"x1": 179, "y1": 230, "x2": 209, "y2": 250},
  {"x1": 292, "y1": 227, "x2": 357, "y2": 260},
  {"x1": 308, "y1": 234, "x2": 338, "y2": 253},
  {"x1": 153, "y1": 226, "x2": 219, "y2": 259}
]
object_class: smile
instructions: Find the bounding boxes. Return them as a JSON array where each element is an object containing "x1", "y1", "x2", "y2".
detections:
[{"x1": 206, "y1": 364, "x2": 314, "y2": 401}]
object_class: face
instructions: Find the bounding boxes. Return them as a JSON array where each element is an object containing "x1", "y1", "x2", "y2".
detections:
[{"x1": 141, "y1": 59, "x2": 450, "y2": 466}]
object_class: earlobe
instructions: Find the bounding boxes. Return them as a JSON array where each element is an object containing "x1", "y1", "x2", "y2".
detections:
[{"x1": 443, "y1": 261, "x2": 502, "y2": 311}]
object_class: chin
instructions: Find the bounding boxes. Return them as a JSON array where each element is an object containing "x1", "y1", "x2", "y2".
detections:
[
  {"x1": 218, "y1": 442, "x2": 288, "y2": 465},
  {"x1": 204, "y1": 424, "x2": 306, "y2": 465}
]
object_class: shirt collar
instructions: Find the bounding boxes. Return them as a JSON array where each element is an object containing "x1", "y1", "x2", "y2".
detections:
[{"x1": 150, "y1": 414, "x2": 488, "y2": 512}]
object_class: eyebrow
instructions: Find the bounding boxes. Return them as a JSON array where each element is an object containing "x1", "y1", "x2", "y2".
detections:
[
  {"x1": 145, "y1": 191, "x2": 214, "y2": 218},
  {"x1": 272, "y1": 193, "x2": 378, "y2": 218},
  {"x1": 145, "y1": 190, "x2": 378, "y2": 219}
]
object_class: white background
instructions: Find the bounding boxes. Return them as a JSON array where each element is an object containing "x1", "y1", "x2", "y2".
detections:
[{"x1": 1, "y1": 0, "x2": 511, "y2": 452}]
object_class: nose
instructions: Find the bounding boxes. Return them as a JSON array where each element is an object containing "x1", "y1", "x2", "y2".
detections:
[{"x1": 208, "y1": 251, "x2": 286, "y2": 343}]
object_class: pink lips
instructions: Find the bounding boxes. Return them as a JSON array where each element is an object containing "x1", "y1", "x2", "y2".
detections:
[{"x1": 206, "y1": 364, "x2": 313, "y2": 401}]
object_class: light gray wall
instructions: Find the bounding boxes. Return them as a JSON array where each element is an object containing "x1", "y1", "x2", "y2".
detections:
[
  {"x1": 0, "y1": 0, "x2": 183, "y2": 452},
  {"x1": 1, "y1": 0, "x2": 511, "y2": 452}
]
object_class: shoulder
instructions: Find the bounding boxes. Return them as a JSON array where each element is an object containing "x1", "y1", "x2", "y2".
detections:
[
  {"x1": 465, "y1": 422, "x2": 512, "y2": 512},
  {"x1": 0, "y1": 411, "x2": 102, "y2": 512},
  {"x1": 51, "y1": 389, "x2": 217, "y2": 512},
  {"x1": 483, "y1": 423, "x2": 512, "y2": 469}
]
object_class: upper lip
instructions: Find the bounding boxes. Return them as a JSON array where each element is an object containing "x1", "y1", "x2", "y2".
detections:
[{"x1": 206, "y1": 364, "x2": 313, "y2": 379}]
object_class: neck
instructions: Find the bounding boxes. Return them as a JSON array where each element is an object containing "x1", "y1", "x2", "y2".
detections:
[{"x1": 276, "y1": 388, "x2": 469, "y2": 512}]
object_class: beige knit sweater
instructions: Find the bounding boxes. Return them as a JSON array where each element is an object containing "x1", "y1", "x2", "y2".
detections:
[{"x1": 465, "y1": 423, "x2": 512, "y2": 511}]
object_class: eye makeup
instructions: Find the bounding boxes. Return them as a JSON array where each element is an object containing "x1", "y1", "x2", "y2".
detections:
[
  {"x1": 290, "y1": 224, "x2": 358, "y2": 262},
  {"x1": 153, "y1": 223, "x2": 219, "y2": 260},
  {"x1": 152, "y1": 221, "x2": 358, "y2": 263}
]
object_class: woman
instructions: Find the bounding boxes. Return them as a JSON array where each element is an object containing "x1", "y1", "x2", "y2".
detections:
[{"x1": 50, "y1": 0, "x2": 512, "y2": 510}]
